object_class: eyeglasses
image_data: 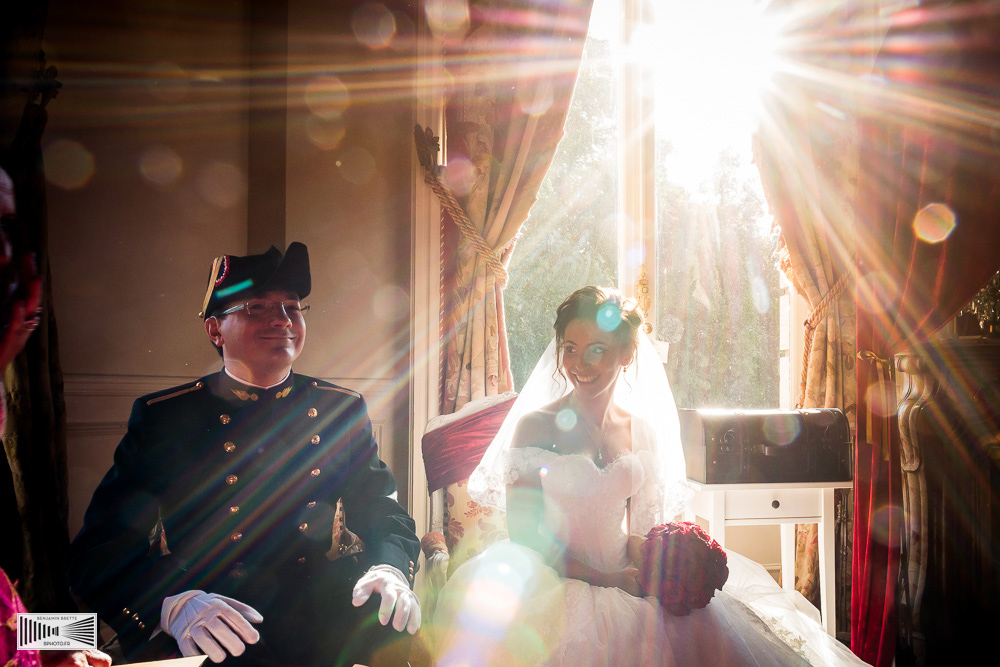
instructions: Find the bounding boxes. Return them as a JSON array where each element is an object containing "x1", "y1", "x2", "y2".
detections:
[{"x1": 218, "y1": 299, "x2": 310, "y2": 320}]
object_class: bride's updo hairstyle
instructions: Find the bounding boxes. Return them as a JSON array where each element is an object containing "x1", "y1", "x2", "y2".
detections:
[{"x1": 554, "y1": 285, "x2": 644, "y2": 359}]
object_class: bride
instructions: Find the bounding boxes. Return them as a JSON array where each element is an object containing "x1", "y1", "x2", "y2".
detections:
[{"x1": 430, "y1": 286, "x2": 869, "y2": 666}]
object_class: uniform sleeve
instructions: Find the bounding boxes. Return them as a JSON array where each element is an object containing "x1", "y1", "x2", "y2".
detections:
[
  {"x1": 67, "y1": 399, "x2": 189, "y2": 652},
  {"x1": 337, "y1": 396, "x2": 420, "y2": 586}
]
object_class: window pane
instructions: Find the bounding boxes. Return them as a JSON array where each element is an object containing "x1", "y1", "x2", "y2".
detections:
[
  {"x1": 652, "y1": 0, "x2": 780, "y2": 409},
  {"x1": 505, "y1": 0, "x2": 620, "y2": 390}
]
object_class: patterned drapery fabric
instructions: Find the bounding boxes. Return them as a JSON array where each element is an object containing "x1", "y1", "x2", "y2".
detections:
[
  {"x1": 433, "y1": 0, "x2": 595, "y2": 572},
  {"x1": 755, "y1": 91, "x2": 859, "y2": 621}
]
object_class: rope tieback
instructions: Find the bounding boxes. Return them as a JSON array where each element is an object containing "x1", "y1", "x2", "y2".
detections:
[
  {"x1": 413, "y1": 126, "x2": 509, "y2": 289},
  {"x1": 796, "y1": 272, "x2": 854, "y2": 408}
]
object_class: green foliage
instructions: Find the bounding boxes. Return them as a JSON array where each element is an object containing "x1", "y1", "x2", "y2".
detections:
[
  {"x1": 505, "y1": 38, "x2": 618, "y2": 389},
  {"x1": 655, "y1": 146, "x2": 780, "y2": 409},
  {"x1": 506, "y1": 37, "x2": 780, "y2": 408}
]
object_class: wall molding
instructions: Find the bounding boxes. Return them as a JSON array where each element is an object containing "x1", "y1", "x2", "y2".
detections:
[
  {"x1": 62, "y1": 373, "x2": 392, "y2": 448},
  {"x1": 62, "y1": 373, "x2": 395, "y2": 398}
]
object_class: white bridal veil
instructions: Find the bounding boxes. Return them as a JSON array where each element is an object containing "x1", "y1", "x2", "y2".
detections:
[{"x1": 467, "y1": 332, "x2": 693, "y2": 521}]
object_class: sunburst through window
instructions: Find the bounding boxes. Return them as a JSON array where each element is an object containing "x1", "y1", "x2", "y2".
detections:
[{"x1": 506, "y1": 0, "x2": 787, "y2": 410}]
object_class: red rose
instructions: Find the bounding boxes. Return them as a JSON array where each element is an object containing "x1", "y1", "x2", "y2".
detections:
[{"x1": 639, "y1": 521, "x2": 729, "y2": 616}]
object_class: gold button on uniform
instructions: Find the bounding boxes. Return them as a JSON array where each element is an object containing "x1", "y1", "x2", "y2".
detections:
[
  {"x1": 311, "y1": 435, "x2": 321, "y2": 444},
  {"x1": 230, "y1": 506, "x2": 240, "y2": 514},
  {"x1": 224, "y1": 441, "x2": 236, "y2": 453},
  {"x1": 307, "y1": 408, "x2": 318, "y2": 418},
  {"x1": 226, "y1": 475, "x2": 238, "y2": 485},
  {"x1": 306, "y1": 501, "x2": 316, "y2": 508},
  {"x1": 220, "y1": 414, "x2": 231, "y2": 424},
  {"x1": 310, "y1": 469, "x2": 320, "y2": 477},
  {"x1": 231, "y1": 532, "x2": 243, "y2": 542},
  {"x1": 298, "y1": 557, "x2": 307, "y2": 563},
  {"x1": 299, "y1": 523, "x2": 308, "y2": 532}
]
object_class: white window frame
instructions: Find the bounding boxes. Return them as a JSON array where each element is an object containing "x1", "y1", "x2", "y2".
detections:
[
  {"x1": 407, "y1": 0, "x2": 813, "y2": 532},
  {"x1": 409, "y1": 8, "x2": 444, "y2": 535}
]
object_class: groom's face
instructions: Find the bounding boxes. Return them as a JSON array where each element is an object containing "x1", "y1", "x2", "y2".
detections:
[{"x1": 560, "y1": 318, "x2": 631, "y2": 400}]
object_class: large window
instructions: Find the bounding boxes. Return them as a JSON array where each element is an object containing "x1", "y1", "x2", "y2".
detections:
[
  {"x1": 507, "y1": 0, "x2": 786, "y2": 408},
  {"x1": 504, "y1": 3, "x2": 621, "y2": 388}
]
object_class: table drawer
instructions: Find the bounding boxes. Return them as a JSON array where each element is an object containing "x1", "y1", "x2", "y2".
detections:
[{"x1": 724, "y1": 488, "x2": 820, "y2": 520}]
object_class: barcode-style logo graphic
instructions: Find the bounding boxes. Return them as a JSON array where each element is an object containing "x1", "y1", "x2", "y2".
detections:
[{"x1": 16, "y1": 613, "x2": 97, "y2": 651}]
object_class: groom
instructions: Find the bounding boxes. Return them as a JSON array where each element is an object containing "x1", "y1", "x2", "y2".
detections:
[{"x1": 68, "y1": 243, "x2": 420, "y2": 666}]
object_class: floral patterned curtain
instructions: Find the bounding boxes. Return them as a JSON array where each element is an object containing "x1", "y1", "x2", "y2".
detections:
[
  {"x1": 417, "y1": 0, "x2": 594, "y2": 571},
  {"x1": 755, "y1": 90, "x2": 858, "y2": 627},
  {"x1": 753, "y1": 0, "x2": 876, "y2": 635}
]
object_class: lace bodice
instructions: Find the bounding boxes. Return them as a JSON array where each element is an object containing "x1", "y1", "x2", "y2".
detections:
[{"x1": 506, "y1": 447, "x2": 660, "y2": 572}]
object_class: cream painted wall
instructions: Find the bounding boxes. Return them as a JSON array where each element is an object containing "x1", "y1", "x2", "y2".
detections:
[
  {"x1": 38, "y1": 0, "x2": 783, "y2": 575},
  {"x1": 284, "y1": 0, "x2": 416, "y2": 503},
  {"x1": 41, "y1": 0, "x2": 418, "y2": 534},
  {"x1": 43, "y1": 0, "x2": 251, "y2": 535},
  {"x1": 44, "y1": 0, "x2": 249, "y2": 380}
]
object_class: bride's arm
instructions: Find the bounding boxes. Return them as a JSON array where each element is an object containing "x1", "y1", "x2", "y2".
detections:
[{"x1": 505, "y1": 416, "x2": 564, "y2": 560}]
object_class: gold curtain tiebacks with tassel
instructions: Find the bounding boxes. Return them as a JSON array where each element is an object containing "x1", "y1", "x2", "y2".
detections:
[
  {"x1": 413, "y1": 125, "x2": 510, "y2": 289},
  {"x1": 796, "y1": 272, "x2": 854, "y2": 408}
]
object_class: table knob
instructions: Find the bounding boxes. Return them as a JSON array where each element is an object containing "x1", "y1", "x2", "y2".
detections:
[{"x1": 771, "y1": 500, "x2": 780, "y2": 509}]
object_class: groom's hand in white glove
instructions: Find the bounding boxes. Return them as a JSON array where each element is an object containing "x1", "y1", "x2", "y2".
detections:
[
  {"x1": 161, "y1": 590, "x2": 263, "y2": 663},
  {"x1": 352, "y1": 565, "x2": 421, "y2": 634}
]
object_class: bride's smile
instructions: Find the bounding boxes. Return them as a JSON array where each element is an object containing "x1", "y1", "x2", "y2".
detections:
[{"x1": 560, "y1": 318, "x2": 632, "y2": 399}]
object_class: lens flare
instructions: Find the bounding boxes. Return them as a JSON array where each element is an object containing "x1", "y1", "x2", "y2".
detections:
[
  {"x1": 441, "y1": 156, "x2": 478, "y2": 197},
  {"x1": 305, "y1": 117, "x2": 346, "y2": 151},
  {"x1": 516, "y1": 81, "x2": 554, "y2": 116},
  {"x1": 912, "y1": 202, "x2": 956, "y2": 243},
  {"x1": 44, "y1": 140, "x2": 95, "y2": 190},
  {"x1": 596, "y1": 303, "x2": 622, "y2": 332},
  {"x1": 197, "y1": 161, "x2": 244, "y2": 208},
  {"x1": 372, "y1": 284, "x2": 408, "y2": 323},
  {"x1": 868, "y1": 504, "x2": 904, "y2": 546},
  {"x1": 555, "y1": 408, "x2": 577, "y2": 432},
  {"x1": 352, "y1": 3, "x2": 397, "y2": 49},
  {"x1": 304, "y1": 76, "x2": 351, "y2": 120},
  {"x1": 425, "y1": 0, "x2": 470, "y2": 42},
  {"x1": 864, "y1": 382, "x2": 896, "y2": 419},
  {"x1": 139, "y1": 146, "x2": 183, "y2": 186},
  {"x1": 762, "y1": 413, "x2": 801, "y2": 446},
  {"x1": 337, "y1": 147, "x2": 376, "y2": 185}
]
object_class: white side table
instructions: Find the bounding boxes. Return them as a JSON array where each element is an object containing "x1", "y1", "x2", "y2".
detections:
[{"x1": 684, "y1": 479, "x2": 852, "y2": 636}]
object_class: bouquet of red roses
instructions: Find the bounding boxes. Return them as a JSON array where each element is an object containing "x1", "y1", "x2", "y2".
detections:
[{"x1": 637, "y1": 521, "x2": 729, "y2": 616}]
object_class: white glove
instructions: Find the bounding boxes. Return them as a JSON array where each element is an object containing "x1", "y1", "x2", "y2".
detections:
[
  {"x1": 352, "y1": 565, "x2": 421, "y2": 634},
  {"x1": 161, "y1": 590, "x2": 263, "y2": 663}
]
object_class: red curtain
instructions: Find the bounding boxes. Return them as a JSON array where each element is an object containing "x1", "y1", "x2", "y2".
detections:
[{"x1": 852, "y1": 5, "x2": 1000, "y2": 665}]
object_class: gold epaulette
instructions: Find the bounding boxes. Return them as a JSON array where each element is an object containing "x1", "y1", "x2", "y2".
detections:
[
  {"x1": 311, "y1": 381, "x2": 360, "y2": 398},
  {"x1": 146, "y1": 381, "x2": 205, "y2": 405}
]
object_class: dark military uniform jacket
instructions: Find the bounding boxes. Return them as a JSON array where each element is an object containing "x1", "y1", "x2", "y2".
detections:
[{"x1": 68, "y1": 370, "x2": 419, "y2": 658}]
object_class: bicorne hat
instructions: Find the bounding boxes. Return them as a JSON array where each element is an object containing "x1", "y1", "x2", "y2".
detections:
[{"x1": 199, "y1": 242, "x2": 311, "y2": 319}]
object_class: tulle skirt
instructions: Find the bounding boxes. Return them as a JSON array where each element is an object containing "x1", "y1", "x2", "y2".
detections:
[{"x1": 427, "y1": 540, "x2": 867, "y2": 666}]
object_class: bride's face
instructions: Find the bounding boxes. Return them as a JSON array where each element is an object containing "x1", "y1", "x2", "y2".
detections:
[{"x1": 560, "y1": 317, "x2": 632, "y2": 400}]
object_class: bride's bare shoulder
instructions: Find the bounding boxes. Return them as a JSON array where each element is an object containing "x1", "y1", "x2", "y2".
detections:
[{"x1": 511, "y1": 400, "x2": 564, "y2": 449}]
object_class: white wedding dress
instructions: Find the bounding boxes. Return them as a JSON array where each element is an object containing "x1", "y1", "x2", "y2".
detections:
[{"x1": 432, "y1": 427, "x2": 869, "y2": 666}]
